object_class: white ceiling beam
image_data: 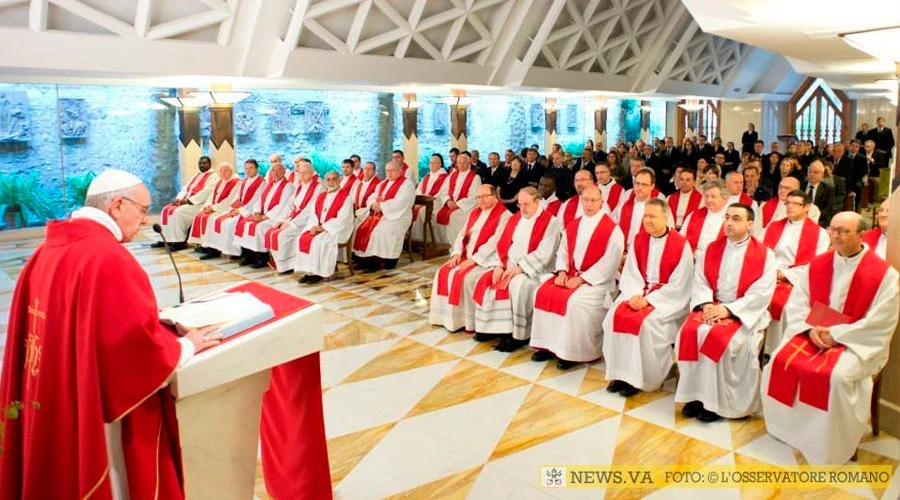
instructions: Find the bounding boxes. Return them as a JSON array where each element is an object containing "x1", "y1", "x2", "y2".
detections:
[
  {"x1": 282, "y1": 0, "x2": 310, "y2": 49},
  {"x1": 267, "y1": 0, "x2": 312, "y2": 77},
  {"x1": 133, "y1": 0, "x2": 153, "y2": 38},
  {"x1": 633, "y1": 17, "x2": 698, "y2": 93},
  {"x1": 304, "y1": 19, "x2": 349, "y2": 53},
  {"x1": 411, "y1": 33, "x2": 443, "y2": 60},
  {"x1": 28, "y1": 0, "x2": 47, "y2": 32},
  {"x1": 355, "y1": 27, "x2": 406, "y2": 54},
  {"x1": 216, "y1": 0, "x2": 240, "y2": 46},
  {"x1": 518, "y1": 0, "x2": 568, "y2": 70},
  {"x1": 395, "y1": 0, "x2": 427, "y2": 58},
  {"x1": 306, "y1": 0, "x2": 360, "y2": 19},
  {"x1": 372, "y1": 0, "x2": 410, "y2": 31},
  {"x1": 199, "y1": 0, "x2": 231, "y2": 14},
  {"x1": 49, "y1": 0, "x2": 138, "y2": 38},
  {"x1": 345, "y1": 0, "x2": 372, "y2": 53},
  {"x1": 145, "y1": 9, "x2": 231, "y2": 40},
  {"x1": 476, "y1": 0, "x2": 513, "y2": 66},
  {"x1": 0, "y1": 0, "x2": 27, "y2": 8},
  {"x1": 440, "y1": 14, "x2": 467, "y2": 61}
]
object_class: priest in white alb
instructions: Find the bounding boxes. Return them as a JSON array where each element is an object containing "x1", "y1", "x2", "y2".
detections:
[
  {"x1": 352, "y1": 161, "x2": 416, "y2": 271},
  {"x1": 676, "y1": 203, "x2": 776, "y2": 422},
  {"x1": 762, "y1": 212, "x2": 899, "y2": 464},
  {"x1": 430, "y1": 184, "x2": 510, "y2": 332},
  {"x1": 530, "y1": 185, "x2": 625, "y2": 370},
  {"x1": 555, "y1": 170, "x2": 596, "y2": 229},
  {"x1": 538, "y1": 175, "x2": 561, "y2": 216},
  {"x1": 603, "y1": 199, "x2": 693, "y2": 397},
  {"x1": 261, "y1": 161, "x2": 323, "y2": 273},
  {"x1": 339, "y1": 159, "x2": 360, "y2": 195},
  {"x1": 187, "y1": 162, "x2": 240, "y2": 251},
  {"x1": 199, "y1": 158, "x2": 266, "y2": 260},
  {"x1": 680, "y1": 178, "x2": 729, "y2": 252},
  {"x1": 761, "y1": 189, "x2": 829, "y2": 352},
  {"x1": 153, "y1": 155, "x2": 217, "y2": 250},
  {"x1": 434, "y1": 151, "x2": 481, "y2": 245},
  {"x1": 352, "y1": 162, "x2": 382, "y2": 219},
  {"x1": 667, "y1": 168, "x2": 703, "y2": 230},
  {"x1": 612, "y1": 168, "x2": 669, "y2": 246},
  {"x1": 757, "y1": 177, "x2": 820, "y2": 235},
  {"x1": 411, "y1": 153, "x2": 448, "y2": 241},
  {"x1": 235, "y1": 161, "x2": 295, "y2": 268},
  {"x1": 471, "y1": 186, "x2": 560, "y2": 351},
  {"x1": 862, "y1": 199, "x2": 888, "y2": 258},
  {"x1": 294, "y1": 171, "x2": 354, "y2": 284},
  {"x1": 595, "y1": 162, "x2": 624, "y2": 213}
]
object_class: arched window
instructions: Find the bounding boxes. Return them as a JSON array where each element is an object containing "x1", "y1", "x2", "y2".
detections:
[
  {"x1": 676, "y1": 99, "x2": 719, "y2": 143},
  {"x1": 790, "y1": 78, "x2": 849, "y2": 144}
]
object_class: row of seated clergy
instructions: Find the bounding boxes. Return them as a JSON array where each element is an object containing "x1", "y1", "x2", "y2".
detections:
[{"x1": 429, "y1": 183, "x2": 898, "y2": 466}]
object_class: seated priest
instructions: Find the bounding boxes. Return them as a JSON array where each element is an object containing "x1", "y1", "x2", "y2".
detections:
[
  {"x1": 757, "y1": 177, "x2": 821, "y2": 235},
  {"x1": 187, "y1": 162, "x2": 240, "y2": 251},
  {"x1": 199, "y1": 159, "x2": 266, "y2": 259},
  {"x1": 680, "y1": 178, "x2": 729, "y2": 252},
  {"x1": 430, "y1": 184, "x2": 510, "y2": 332},
  {"x1": 595, "y1": 162, "x2": 624, "y2": 213},
  {"x1": 666, "y1": 168, "x2": 702, "y2": 231},
  {"x1": 761, "y1": 190, "x2": 829, "y2": 352},
  {"x1": 862, "y1": 198, "x2": 888, "y2": 258},
  {"x1": 153, "y1": 155, "x2": 217, "y2": 250},
  {"x1": 352, "y1": 161, "x2": 416, "y2": 271},
  {"x1": 294, "y1": 171, "x2": 354, "y2": 284},
  {"x1": 762, "y1": 212, "x2": 899, "y2": 464},
  {"x1": 262, "y1": 161, "x2": 323, "y2": 273},
  {"x1": 538, "y1": 175, "x2": 561, "y2": 216},
  {"x1": 434, "y1": 151, "x2": 482, "y2": 245},
  {"x1": 612, "y1": 168, "x2": 670, "y2": 246},
  {"x1": 602, "y1": 199, "x2": 693, "y2": 397},
  {"x1": 675, "y1": 203, "x2": 776, "y2": 422},
  {"x1": 471, "y1": 187, "x2": 560, "y2": 351},
  {"x1": 264, "y1": 153, "x2": 285, "y2": 182},
  {"x1": 235, "y1": 161, "x2": 295, "y2": 268},
  {"x1": 339, "y1": 158, "x2": 360, "y2": 195},
  {"x1": 392, "y1": 149, "x2": 413, "y2": 179},
  {"x1": 411, "y1": 154, "x2": 448, "y2": 241},
  {"x1": 352, "y1": 161, "x2": 382, "y2": 217},
  {"x1": 530, "y1": 185, "x2": 625, "y2": 370},
  {"x1": 556, "y1": 169, "x2": 597, "y2": 229}
]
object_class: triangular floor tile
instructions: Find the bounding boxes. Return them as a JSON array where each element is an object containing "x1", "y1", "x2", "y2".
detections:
[
  {"x1": 383, "y1": 319, "x2": 429, "y2": 337},
  {"x1": 625, "y1": 394, "x2": 676, "y2": 430},
  {"x1": 407, "y1": 328, "x2": 450, "y2": 346},
  {"x1": 382, "y1": 465, "x2": 483, "y2": 500},
  {"x1": 435, "y1": 337, "x2": 478, "y2": 358},
  {"x1": 321, "y1": 338, "x2": 398, "y2": 388},
  {"x1": 328, "y1": 422, "x2": 396, "y2": 486},
  {"x1": 675, "y1": 417, "x2": 734, "y2": 451},
  {"x1": 729, "y1": 416, "x2": 769, "y2": 451},
  {"x1": 734, "y1": 434, "x2": 799, "y2": 466},
  {"x1": 324, "y1": 320, "x2": 396, "y2": 351},
  {"x1": 500, "y1": 358, "x2": 546, "y2": 383},
  {"x1": 578, "y1": 366, "x2": 607, "y2": 396},
  {"x1": 406, "y1": 359, "x2": 530, "y2": 418},
  {"x1": 537, "y1": 366, "x2": 588, "y2": 396},
  {"x1": 468, "y1": 348, "x2": 512, "y2": 369},
  {"x1": 580, "y1": 389, "x2": 628, "y2": 413},
  {"x1": 342, "y1": 338, "x2": 459, "y2": 383}
]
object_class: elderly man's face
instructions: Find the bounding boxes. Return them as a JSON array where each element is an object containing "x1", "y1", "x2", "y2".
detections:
[
  {"x1": 518, "y1": 191, "x2": 538, "y2": 217},
  {"x1": 457, "y1": 155, "x2": 471, "y2": 171},
  {"x1": 270, "y1": 163, "x2": 286, "y2": 181},
  {"x1": 298, "y1": 164, "x2": 313, "y2": 183},
  {"x1": 385, "y1": 163, "x2": 401, "y2": 181},
  {"x1": 363, "y1": 163, "x2": 376, "y2": 180},
  {"x1": 489, "y1": 154, "x2": 500, "y2": 168},
  {"x1": 324, "y1": 173, "x2": 340, "y2": 191},
  {"x1": 642, "y1": 203, "x2": 668, "y2": 237},
  {"x1": 726, "y1": 175, "x2": 744, "y2": 195},
  {"x1": 704, "y1": 187, "x2": 726, "y2": 212},
  {"x1": 429, "y1": 156, "x2": 442, "y2": 172},
  {"x1": 828, "y1": 213, "x2": 862, "y2": 256},
  {"x1": 580, "y1": 187, "x2": 604, "y2": 217},
  {"x1": 113, "y1": 184, "x2": 151, "y2": 242},
  {"x1": 807, "y1": 164, "x2": 824, "y2": 185},
  {"x1": 218, "y1": 164, "x2": 234, "y2": 179},
  {"x1": 777, "y1": 179, "x2": 799, "y2": 201}
]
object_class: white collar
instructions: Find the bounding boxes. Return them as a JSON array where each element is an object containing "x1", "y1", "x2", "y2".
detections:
[
  {"x1": 70, "y1": 206, "x2": 124, "y2": 242},
  {"x1": 726, "y1": 235, "x2": 751, "y2": 248}
]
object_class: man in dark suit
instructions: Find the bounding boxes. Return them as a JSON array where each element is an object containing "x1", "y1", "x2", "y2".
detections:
[
  {"x1": 592, "y1": 142, "x2": 608, "y2": 163},
  {"x1": 575, "y1": 147, "x2": 595, "y2": 173},
  {"x1": 814, "y1": 139, "x2": 828, "y2": 158},
  {"x1": 802, "y1": 160, "x2": 835, "y2": 227},
  {"x1": 657, "y1": 136, "x2": 679, "y2": 182},
  {"x1": 521, "y1": 148, "x2": 544, "y2": 186},
  {"x1": 471, "y1": 149, "x2": 488, "y2": 174},
  {"x1": 547, "y1": 150, "x2": 574, "y2": 200},
  {"x1": 696, "y1": 135, "x2": 715, "y2": 162},
  {"x1": 842, "y1": 140, "x2": 869, "y2": 207},
  {"x1": 870, "y1": 117, "x2": 895, "y2": 163},
  {"x1": 479, "y1": 152, "x2": 509, "y2": 187},
  {"x1": 856, "y1": 123, "x2": 870, "y2": 143},
  {"x1": 724, "y1": 142, "x2": 740, "y2": 170}
]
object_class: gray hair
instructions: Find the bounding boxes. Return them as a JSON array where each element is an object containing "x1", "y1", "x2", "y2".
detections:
[
  {"x1": 645, "y1": 197, "x2": 669, "y2": 214},
  {"x1": 518, "y1": 186, "x2": 540, "y2": 202},
  {"x1": 84, "y1": 185, "x2": 141, "y2": 210},
  {"x1": 702, "y1": 178, "x2": 727, "y2": 196}
]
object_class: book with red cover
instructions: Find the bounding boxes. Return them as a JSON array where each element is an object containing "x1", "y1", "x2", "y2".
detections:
[{"x1": 805, "y1": 300, "x2": 852, "y2": 327}]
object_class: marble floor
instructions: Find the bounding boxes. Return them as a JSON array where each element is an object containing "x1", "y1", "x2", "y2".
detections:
[{"x1": 0, "y1": 228, "x2": 898, "y2": 500}]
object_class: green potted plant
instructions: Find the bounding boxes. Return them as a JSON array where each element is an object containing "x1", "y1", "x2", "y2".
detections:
[
  {"x1": 65, "y1": 171, "x2": 96, "y2": 209},
  {"x1": 0, "y1": 173, "x2": 59, "y2": 229}
]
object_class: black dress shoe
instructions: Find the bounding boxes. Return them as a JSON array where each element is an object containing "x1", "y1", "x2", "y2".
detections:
[
  {"x1": 198, "y1": 249, "x2": 220, "y2": 260},
  {"x1": 697, "y1": 409, "x2": 721, "y2": 423},
  {"x1": 239, "y1": 256, "x2": 254, "y2": 266},
  {"x1": 531, "y1": 350, "x2": 556, "y2": 362},
  {"x1": 681, "y1": 401, "x2": 704, "y2": 418},
  {"x1": 556, "y1": 359, "x2": 576, "y2": 370},
  {"x1": 194, "y1": 246, "x2": 209, "y2": 253},
  {"x1": 494, "y1": 336, "x2": 510, "y2": 351},
  {"x1": 150, "y1": 241, "x2": 166, "y2": 249},
  {"x1": 305, "y1": 275, "x2": 324, "y2": 284},
  {"x1": 250, "y1": 260, "x2": 268, "y2": 269},
  {"x1": 606, "y1": 380, "x2": 625, "y2": 393},
  {"x1": 169, "y1": 242, "x2": 188, "y2": 251},
  {"x1": 618, "y1": 382, "x2": 640, "y2": 398},
  {"x1": 299, "y1": 275, "x2": 312, "y2": 284},
  {"x1": 474, "y1": 333, "x2": 494, "y2": 342},
  {"x1": 500, "y1": 338, "x2": 527, "y2": 353}
]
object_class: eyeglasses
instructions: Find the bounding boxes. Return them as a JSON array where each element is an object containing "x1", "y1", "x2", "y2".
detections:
[
  {"x1": 120, "y1": 196, "x2": 150, "y2": 217},
  {"x1": 783, "y1": 201, "x2": 806, "y2": 207},
  {"x1": 826, "y1": 227, "x2": 856, "y2": 236}
]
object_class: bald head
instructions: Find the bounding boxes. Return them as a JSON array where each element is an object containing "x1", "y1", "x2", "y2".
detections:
[
  {"x1": 574, "y1": 169, "x2": 593, "y2": 194},
  {"x1": 829, "y1": 211, "x2": 866, "y2": 256},
  {"x1": 777, "y1": 177, "x2": 800, "y2": 201}
]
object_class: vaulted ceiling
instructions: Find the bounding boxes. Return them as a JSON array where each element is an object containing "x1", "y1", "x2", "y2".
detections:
[{"x1": 0, "y1": 0, "x2": 849, "y2": 100}]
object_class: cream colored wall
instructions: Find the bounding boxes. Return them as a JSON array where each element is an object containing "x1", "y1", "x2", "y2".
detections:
[
  {"x1": 855, "y1": 98, "x2": 896, "y2": 145},
  {"x1": 720, "y1": 101, "x2": 762, "y2": 146}
]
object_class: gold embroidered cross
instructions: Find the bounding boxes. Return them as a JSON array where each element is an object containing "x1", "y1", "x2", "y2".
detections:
[{"x1": 24, "y1": 298, "x2": 45, "y2": 378}]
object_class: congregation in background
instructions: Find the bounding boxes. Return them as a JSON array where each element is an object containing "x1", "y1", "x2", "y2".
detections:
[{"x1": 151, "y1": 119, "x2": 897, "y2": 466}]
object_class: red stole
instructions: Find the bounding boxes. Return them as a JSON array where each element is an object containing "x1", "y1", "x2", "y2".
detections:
[
  {"x1": 667, "y1": 189, "x2": 702, "y2": 226},
  {"x1": 435, "y1": 170, "x2": 477, "y2": 225},
  {"x1": 352, "y1": 178, "x2": 405, "y2": 252},
  {"x1": 355, "y1": 169, "x2": 364, "y2": 180},
  {"x1": 763, "y1": 218, "x2": 822, "y2": 319},
  {"x1": 738, "y1": 192, "x2": 753, "y2": 206},
  {"x1": 354, "y1": 177, "x2": 380, "y2": 210},
  {"x1": 561, "y1": 197, "x2": 581, "y2": 227},
  {"x1": 298, "y1": 190, "x2": 350, "y2": 254},
  {"x1": 161, "y1": 171, "x2": 212, "y2": 225},
  {"x1": 862, "y1": 228, "x2": 882, "y2": 249},
  {"x1": 534, "y1": 215, "x2": 616, "y2": 316},
  {"x1": 545, "y1": 198, "x2": 562, "y2": 216},
  {"x1": 413, "y1": 172, "x2": 447, "y2": 219},
  {"x1": 617, "y1": 192, "x2": 650, "y2": 242},
  {"x1": 472, "y1": 210, "x2": 553, "y2": 306},
  {"x1": 435, "y1": 203, "x2": 506, "y2": 306},
  {"x1": 262, "y1": 181, "x2": 320, "y2": 252},
  {"x1": 340, "y1": 174, "x2": 359, "y2": 195},
  {"x1": 189, "y1": 177, "x2": 239, "y2": 239},
  {"x1": 760, "y1": 199, "x2": 779, "y2": 227},
  {"x1": 600, "y1": 181, "x2": 623, "y2": 210},
  {"x1": 235, "y1": 179, "x2": 289, "y2": 237},
  {"x1": 767, "y1": 250, "x2": 889, "y2": 411},
  {"x1": 214, "y1": 176, "x2": 264, "y2": 233},
  {"x1": 678, "y1": 237, "x2": 768, "y2": 362},
  {"x1": 683, "y1": 208, "x2": 724, "y2": 251},
  {"x1": 612, "y1": 231, "x2": 688, "y2": 335}
]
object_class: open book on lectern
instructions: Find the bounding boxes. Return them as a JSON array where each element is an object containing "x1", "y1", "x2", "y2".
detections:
[{"x1": 159, "y1": 292, "x2": 275, "y2": 339}]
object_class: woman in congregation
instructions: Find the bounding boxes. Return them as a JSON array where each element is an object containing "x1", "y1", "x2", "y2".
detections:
[
  {"x1": 499, "y1": 156, "x2": 529, "y2": 213},
  {"x1": 607, "y1": 150, "x2": 627, "y2": 180}
]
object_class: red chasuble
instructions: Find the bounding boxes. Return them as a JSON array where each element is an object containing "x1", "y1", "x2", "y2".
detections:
[
  {"x1": 189, "y1": 177, "x2": 239, "y2": 239},
  {"x1": 677, "y1": 236, "x2": 768, "y2": 362},
  {"x1": 472, "y1": 210, "x2": 553, "y2": 306},
  {"x1": 435, "y1": 170, "x2": 477, "y2": 225},
  {"x1": 161, "y1": 171, "x2": 213, "y2": 225},
  {"x1": 298, "y1": 190, "x2": 350, "y2": 254},
  {"x1": 667, "y1": 189, "x2": 702, "y2": 226},
  {"x1": 435, "y1": 203, "x2": 506, "y2": 306},
  {"x1": 612, "y1": 231, "x2": 688, "y2": 335},
  {"x1": 683, "y1": 207, "x2": 725, "y2": 251},
  {"x1": 0, "y1": 219, "x2": 184, "y2": 500},
  {"x1": 760, "y1": 199, "x2": 779, "y2": 227},
  {"x1": 263, "y1": 180, "x2": 320, "y2": 252},
  {"x1": 534, "y1": 215, "x2": 617, "y2": 316},
  {"x1": 340, "y1": 174, "x2": 359, "y2": 195},
  {"x1": 352, "y1": 178, "x2": 405, "y2": 252},
  {"x1": 767, "y1": 250, "x2": 889, "y2": 411},
  {"x1": 763, "y1": 217, "x2": 821, "y2": 319}
]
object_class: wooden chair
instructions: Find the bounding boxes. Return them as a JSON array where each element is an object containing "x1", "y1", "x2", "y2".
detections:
[
  {"x1": 335, "y1": 226, "x2": 355, "y2": 277},
  {"x1": 842, "y1": 192, "x2": 856, "y2": 212},
  {"x1": 405, "y1": 195, "x2": 436, "y2": 261},
  {"x1": 871, "y1": 369, "x2": 884, "y2": 436}
]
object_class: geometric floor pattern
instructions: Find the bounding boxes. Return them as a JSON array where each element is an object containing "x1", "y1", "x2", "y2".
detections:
[{"x1": 0, "y1": 228, "x2": 898, "y2": 500}]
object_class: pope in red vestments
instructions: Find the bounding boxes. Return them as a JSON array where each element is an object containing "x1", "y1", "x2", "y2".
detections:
[{"x1": 0, "y1": 170, "x2": 218, "y2": 500}]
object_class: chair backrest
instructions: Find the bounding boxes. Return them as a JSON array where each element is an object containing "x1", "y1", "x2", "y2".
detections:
[{"x1": 414, "y1": 195, "x2": 435, "y2": 220}]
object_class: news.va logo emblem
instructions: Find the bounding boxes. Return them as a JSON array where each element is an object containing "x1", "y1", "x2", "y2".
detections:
[{"x1": 541, "y1": 466, "x2": 566, "y2": 488}]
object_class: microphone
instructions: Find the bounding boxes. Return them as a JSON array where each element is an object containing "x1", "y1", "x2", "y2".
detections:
[{"x1": 152, "y1": 223, "x2": 185, "y2": 304}]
